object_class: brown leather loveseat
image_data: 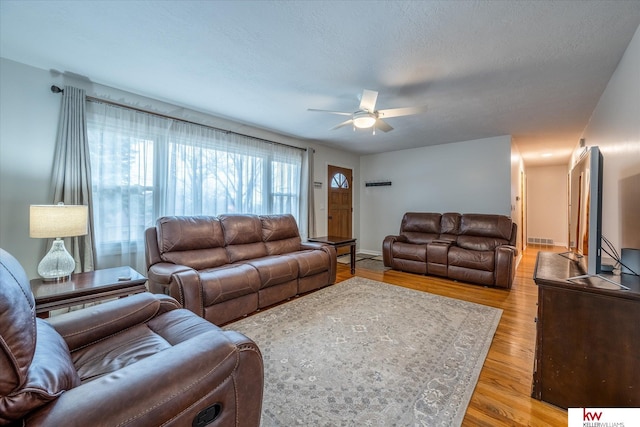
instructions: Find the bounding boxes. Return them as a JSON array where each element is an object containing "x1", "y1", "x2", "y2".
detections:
[
  {"x1": 145, "y1": 213, "x2": 336, "y2": 325},
  {"x1": 0, "y1": 248, "x2": 263, "y2": 426},
  {"x1": 383, "y1": 212, "x2": 518, "y2": 289}
]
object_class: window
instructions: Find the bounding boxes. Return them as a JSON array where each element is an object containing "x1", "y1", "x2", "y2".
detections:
[
  {"x1": 86, "y1": 101, "x2": 303, "y2": 271},
  {"x1": 331, "y1": 172, "x2": 349, "y2": 189}
]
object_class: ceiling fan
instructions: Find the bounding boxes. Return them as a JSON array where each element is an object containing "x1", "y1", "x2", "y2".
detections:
[{"x1": 308, "y1": 89, "x2": 427, "y2": 133}]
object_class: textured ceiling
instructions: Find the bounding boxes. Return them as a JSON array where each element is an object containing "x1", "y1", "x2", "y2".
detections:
[{"x1": 1, "y1": 1, "x2": 639, "y2": 166}]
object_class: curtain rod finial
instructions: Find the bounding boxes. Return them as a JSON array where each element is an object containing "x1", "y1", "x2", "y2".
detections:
[{"x1": 51, "y1": 85, "x2": 63, "y2": 93}]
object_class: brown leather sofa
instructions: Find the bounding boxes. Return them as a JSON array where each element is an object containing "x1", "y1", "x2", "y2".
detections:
[
  {"x1": 383, "y1": 212, "x2": 518, "y2": 289},
  {"x1": 145, "y1": 213, "x2": 336, "y2": 325},
  {"x1": 1, "y1": 248, "x2": 263, "y2": 427}
]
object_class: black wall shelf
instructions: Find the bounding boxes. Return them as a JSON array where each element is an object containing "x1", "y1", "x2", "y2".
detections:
[{"x1": 365, "y1": 181, "x2": 392, "y2": 187}]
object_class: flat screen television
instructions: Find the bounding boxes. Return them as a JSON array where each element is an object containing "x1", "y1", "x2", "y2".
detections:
[{"x1": 566, "y1": 146, "x2": 603, "y2": 275}]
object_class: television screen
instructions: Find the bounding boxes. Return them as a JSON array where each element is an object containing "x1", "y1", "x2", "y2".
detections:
[{"x1": 567, "y1": 146, "x2": 603, "y2": 275}]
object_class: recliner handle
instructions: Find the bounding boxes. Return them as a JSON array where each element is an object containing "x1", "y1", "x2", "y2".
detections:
[{"x1": 193, "y1": 403, "x2": 222, "y2": 427}]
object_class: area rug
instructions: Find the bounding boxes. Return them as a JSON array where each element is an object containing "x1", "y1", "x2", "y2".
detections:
[
  {"x1": 336, "y1": 253, "x2": 372, "y2": 263},
  {"x1": 224, "y1": 277, "x2": 502, "y2": 426},
  {"x1": 337, "y1": 253, "x2": 390, "y2": 272}
]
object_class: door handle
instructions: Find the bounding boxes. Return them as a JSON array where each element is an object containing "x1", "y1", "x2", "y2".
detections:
[{"x1": 328, "y1": 216, "x2": 333, "y2": 219}]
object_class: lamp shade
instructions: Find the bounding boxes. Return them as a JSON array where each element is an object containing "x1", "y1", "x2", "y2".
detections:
[{"x1": 30, "y1": 204, "x2": 88, "y2": 238}]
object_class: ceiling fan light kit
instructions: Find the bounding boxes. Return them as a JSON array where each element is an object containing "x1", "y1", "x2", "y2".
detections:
[
  {"x1": 308, "y1": 89, "x2": 426, "y2": 134},
  {"x1": 352, "y1": 112, "x2": 377, "y2": 129}
]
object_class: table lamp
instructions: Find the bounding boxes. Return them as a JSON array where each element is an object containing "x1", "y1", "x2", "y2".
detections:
[{"x1": 30, "y1": 203, "x2": 88, "y2": 282}]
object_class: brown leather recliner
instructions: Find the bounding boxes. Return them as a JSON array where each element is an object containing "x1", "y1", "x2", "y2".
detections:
[
  {"x1": 0, "y1": 249, "x2": 263, "y2": 426},
  {"x1": 383, "y1": 213, "x2": 518, "y2": 289}
]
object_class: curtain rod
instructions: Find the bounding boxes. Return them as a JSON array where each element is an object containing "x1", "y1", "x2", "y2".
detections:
[{"x1": 50, "y1": 85, "x2": 307, "y2": 152}]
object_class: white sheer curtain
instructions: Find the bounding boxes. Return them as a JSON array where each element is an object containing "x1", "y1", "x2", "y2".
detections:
[
  {"x1": 86, "y1": 101, "x2": 304, "y2": 273},
  {"x1": 300, "y1": 148, "x2": 315, "y2": 240}
]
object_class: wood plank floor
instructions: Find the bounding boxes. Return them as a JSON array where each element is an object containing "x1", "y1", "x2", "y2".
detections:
[{"x1": 335, "y1": 246, "x2": 567, "y2": 426}]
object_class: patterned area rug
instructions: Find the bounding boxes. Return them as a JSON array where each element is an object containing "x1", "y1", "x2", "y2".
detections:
[{"x1": 224, "y1": 277, "x2": 502, "y2": 426}]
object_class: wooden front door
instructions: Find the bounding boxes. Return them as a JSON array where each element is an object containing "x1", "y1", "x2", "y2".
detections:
[{"x1": 327, "y1": 165, "x2": 352, "y2": 255}]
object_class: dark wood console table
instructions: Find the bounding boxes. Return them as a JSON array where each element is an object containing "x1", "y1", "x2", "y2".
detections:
[{"x1": 532, "y1": 251, "x2": 640, "y2": 409}]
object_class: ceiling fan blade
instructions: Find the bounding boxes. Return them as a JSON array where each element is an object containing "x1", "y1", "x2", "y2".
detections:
[
  {"x1": 377, "y1": 105, "x2": 428, "y2": 118},
  {"x1": 375, "y1": 119, "x2": 394, "y2": 132},
  {"x1": 359, "y1": 89, "x2": 378, "y2": 112},
  {"x1": 330, "y1": 119, "x2": 354, "y2": 130},
  {"x1": 307, "y1": 108, "x2": 352, "y2": 116}
]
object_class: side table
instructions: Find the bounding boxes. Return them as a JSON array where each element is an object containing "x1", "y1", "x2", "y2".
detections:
[
  {"x1": 308, "y1": 235, "x2": 357, "y2": 274},
  {"x1": 30, "y1": 266, "x2": 147, "y2": 316}
]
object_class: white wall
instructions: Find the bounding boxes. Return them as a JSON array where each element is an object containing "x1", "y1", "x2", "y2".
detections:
[
  {"x1": 510, "y1": 142, "x2": 525, "y2": 251},
  {"x1": 0, "y1": 58, "x2": 360, "y2": 277},
  {"x1": 0, "y1": 60, "x2": 60, "y2": 276},
  {"x1": 576, "y1": 24, "x2": 640, "y2": 253},
  {"x1": 358, "y1": 135, "x2": 512, "y2": 253},
  {"x1": 526, "y1": 165, "x2": 568, "y2": 247}
]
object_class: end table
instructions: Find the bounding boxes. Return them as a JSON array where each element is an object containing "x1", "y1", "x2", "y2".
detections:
[
  {"x1": 30, "y1": 266, "x2": 147, "y2": 317},
  {"x1": 308, "y1": 235, "x2": 357, "y2": 274}
]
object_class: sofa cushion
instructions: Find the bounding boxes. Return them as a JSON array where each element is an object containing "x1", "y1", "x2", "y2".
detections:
[
  {"x1": 439, "y1": 212, "x2": 461, "y2": 241},
  {"x1": 199, "y1": 264, "x2": 261, "y2": 306},
  {"x1": 220, "y1": 215, "x2": 268, "y2": 262},
  {"x1": 264, "y1": 237, "x2": 301, "y2": 255},
  {"x1": 261, "y1": 214, "x2": 302, "y2": 255},
  {"x1": 157, "y1": 216, "x2": 229, "y2": 269},
  {"x1": 157, "y1": 216, "x2": 225, "y2": 252},
  {"x1": 246, "y1": 255, "x2": 299, "y2": 289},
  {"x1": 289, "y1": 250, "x2": 331, "y2": 277},
  {"x1": 456, "y1": 214, "x2": 512, "y2": 250},
  {"x1": 161, "y1": 248, "x2": 229, "y2": 270},
  {"x1": 260, "y1": 214, "x2": 300, "y2": 241},
  {"x1": 391, "y1": 241, "x2": 427, "y2": 262},
  {"x1": 72, "y1": 322, "x2": 173, "y2": 383},
  {"x1": 448, "y1": 246, "x2": 495, "y2": 271},
  {"x1": 457, "y1": 235, "x2": 510, "y2": 251},
  {"x1": 220, "y1": 214, "x2": 263, "y2": 245},
  {"x1": 459, "y1": 214, "x2": 513, "y2": 240},
  {"x1": 401, "y1": 212, "x2": 441, "y2": 244}
]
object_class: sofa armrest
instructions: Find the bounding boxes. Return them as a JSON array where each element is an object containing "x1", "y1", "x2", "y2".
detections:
[
  {"x1": 300, "y1": 241, "x2": 326, "y2": 251},
  {"x1": 170, "y1": 269, "x2": 205, "y2": 318},
  {"x1": 26, "y1": 330, "x2": 263, "y2": 427},
  {"x1": 301, "y1": 242, "x2": 337, "y2": 284},
  {"x1": 495, "y1": 245, "x2": 518, "y2": 289},
  {"x1": 148, "y1": 262, "x2": 193, "y2": 294},
  {"x1": 144, "y1": 227, "x2": 162, "y2": 269},
  {"x1": 323, "y1": 244, "x2": 337, "y2": 284},
  {"x1": 382, "y1": 235, "x2": 407, "y2": 266},
  {"x1": 47, "y1": 293, "x2": 177, "y2": 352},
  {"x1": 156, "y1": 293, "x2": 183, "y2": 313}
]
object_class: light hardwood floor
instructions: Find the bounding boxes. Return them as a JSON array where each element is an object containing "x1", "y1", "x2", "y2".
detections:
[{"x1": 335, "y1": 246, "x2": 567, "y2": 426}]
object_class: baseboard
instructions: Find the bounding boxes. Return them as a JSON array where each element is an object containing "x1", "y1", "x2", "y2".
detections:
[{"x1": 357, "y1": 249, "x2": 381, "y2": 256}]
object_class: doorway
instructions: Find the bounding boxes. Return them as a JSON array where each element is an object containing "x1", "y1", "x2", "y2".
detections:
[{"x1": 327, "y1": 165, "x2": 353, "y2": 254}]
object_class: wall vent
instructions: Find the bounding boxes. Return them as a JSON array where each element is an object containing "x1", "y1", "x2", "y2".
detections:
[{"x1": 527, "y1": 237, "x2": 554, "y2": 245}]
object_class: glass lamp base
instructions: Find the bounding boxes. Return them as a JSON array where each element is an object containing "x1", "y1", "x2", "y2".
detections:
[{"x1": 38, "y1": 239, "x2": 75, "y2": 282}]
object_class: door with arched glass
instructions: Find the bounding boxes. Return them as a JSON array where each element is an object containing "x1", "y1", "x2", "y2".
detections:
[{"x1": 327, "y1": 165, "x2": 353, "y2": 254}]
